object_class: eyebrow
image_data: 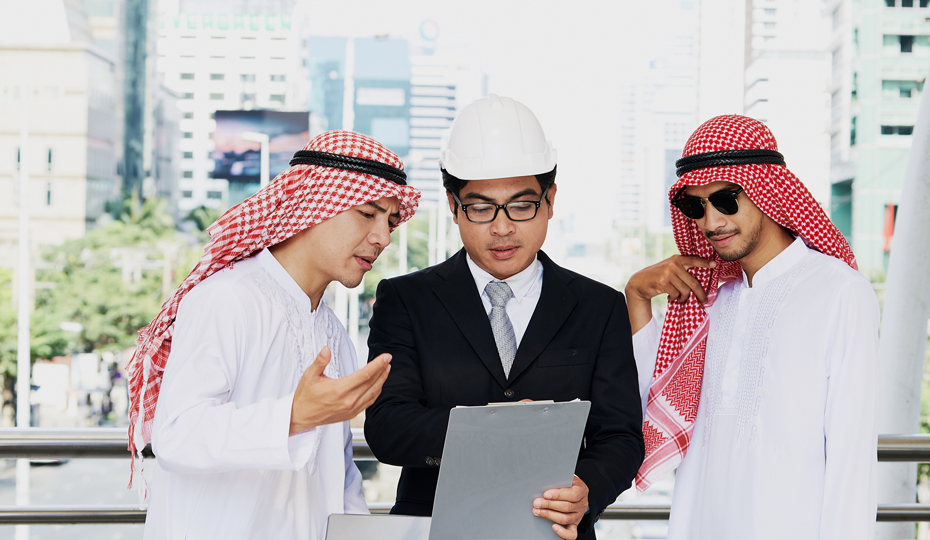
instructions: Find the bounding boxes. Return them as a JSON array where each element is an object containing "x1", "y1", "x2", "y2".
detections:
[
  {"x1": 364, "y1": 201, "x2": 401, "y2": 219},
  {"x1": 682, "y1": 186, "x2": 741, "y2": 199},
  {"x1": 460, "y1": 188, "x2": 540, "y2": 204}
]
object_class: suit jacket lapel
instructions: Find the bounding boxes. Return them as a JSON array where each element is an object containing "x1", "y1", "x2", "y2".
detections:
[
  {"x1": 431, "y1": 249, "x2": 508, "y2": 387},
  {"x1": 507, "y1": 251, "x2": 577, "y2": 383}
]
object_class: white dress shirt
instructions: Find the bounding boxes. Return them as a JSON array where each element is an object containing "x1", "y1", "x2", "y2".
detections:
[
  {"x1": 145, "y1": 249, "x2": 368, "y2": 540},
  {"x1": 632, "y1": 237, "x2": 879, "y2": 540},
  {"x1": 466, "y1": 254, "x2": 544, "y2": 347}
]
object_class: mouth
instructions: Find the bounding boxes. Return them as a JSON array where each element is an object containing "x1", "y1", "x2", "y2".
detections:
[
  {"x1": 707, "y1": 232, "x2": 738, "y2": 249},
  {"x1": 354, "y1": 254, "x2": 376, "y2": 271},
  {"x1": 488, "y1": 245, "x2": 519, "y2": 260}
]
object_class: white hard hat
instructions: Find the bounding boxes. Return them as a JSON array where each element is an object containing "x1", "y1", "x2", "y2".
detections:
[{"x1": 439, "y1": 94, "x2": 557, "y2": 180}]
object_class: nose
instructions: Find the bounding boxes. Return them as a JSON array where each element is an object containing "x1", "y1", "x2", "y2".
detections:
[
  {"x1": 369, "y1": 218, "x2": 392, "y2": 248},
  {"x1": 487, "y1": 207, "x2": 516, "y2": 236},
  {"x1": 700, "y1": 200, "x2": 728, "y2": 231}
]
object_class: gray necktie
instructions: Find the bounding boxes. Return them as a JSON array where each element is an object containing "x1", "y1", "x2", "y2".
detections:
[{"x1": 485, "y1": 281, "x2": 517, "y2": 378}]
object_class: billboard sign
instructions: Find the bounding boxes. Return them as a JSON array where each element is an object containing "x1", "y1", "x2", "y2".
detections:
[{"x1": 212, "y1": 110, "x2": 309, "y2": 186}]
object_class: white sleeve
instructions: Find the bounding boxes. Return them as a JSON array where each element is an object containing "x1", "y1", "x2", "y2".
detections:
[
  {"x1": 632, "y1": 317, "x2": 661, "y2": 419},
  {"x1": 152, "y1": 284, "x2": 320, "y2": 474},
  {"x1": 818, "y1": 279, "x2": 879, "y2": 540}
]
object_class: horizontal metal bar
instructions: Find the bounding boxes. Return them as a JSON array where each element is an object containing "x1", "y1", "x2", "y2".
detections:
[
  {"x1": 1, "y1": 429, "x2": 929, "y2": 462},
  {"x1": 0, "y1": 504, "x2": 926, "y2": 524}
]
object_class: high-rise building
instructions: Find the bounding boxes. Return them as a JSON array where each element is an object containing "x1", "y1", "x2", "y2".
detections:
[
  {"x1": 305, "y1": 36, "x2": 411, "y2": 159},
  {"x1": 157, "y1": 0, "x2": 304, "y2": 213},
  {"x1": 827, "y1": 0, "x2": 930, "y2": 277},
  {"x1": 0, "y1": 0, "x2": 121, "y2": 264},
  {"x1": 744, "y1": 0, "x2": 832, "y2": 205}
]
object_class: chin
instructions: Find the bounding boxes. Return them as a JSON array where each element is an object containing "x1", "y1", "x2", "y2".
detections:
[{"x1": 337, "y1": 274, "x2": 365, "y2": 289}]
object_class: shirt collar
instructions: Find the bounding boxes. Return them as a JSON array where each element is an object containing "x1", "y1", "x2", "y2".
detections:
[
  {"x1": 466, "y1": 253, "x2": 542, "y2": 304},
  {"x1": 256, "y1": 248, "x2": 318, "y2": 313},
  {"x1": 741, "y1": 236, "x2": 809, "y2": 288}
]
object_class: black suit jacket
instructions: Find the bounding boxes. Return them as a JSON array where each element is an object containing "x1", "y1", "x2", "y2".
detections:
[{"x1": 365, "y1": 249, "x2": 644, "y2": 538}]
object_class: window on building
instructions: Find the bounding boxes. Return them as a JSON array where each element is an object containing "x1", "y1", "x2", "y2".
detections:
[
  {"x1": 850, "y1": 116, "x2": 857, "y2": 146},
  {"x1": 210, "y1": 112, "x2": 216, "y2": 119},
  {"x1": 900, "y1": 35, "x2": 915, "y2": 53},
  {"x1": 763, "y1": 22, "x2": 776, "y2": 30},
  {"x1": 211, "y1": 36, "x2": 226, "y2": 40},
  {"x1": 241, "y1": 36, "x2": 256, "y2": 40},
  {"x1": 45, "y1": 182, "x2": 52, "y2": 206},
  {"x1": 180, "y1": 73, "x2": 195, "y2": 80},
  {"x1": 210, "y1": 55, "x2": 225, "y2": 59},
  {"x1": 881, "y1": 125, "x2": 915, "y2": 135},
  {"x1": 209, "y1": 93, "x2": 224, "y2": 100},
  {"x1": 903, "y1": 0, "x2": 914, "y2": 6},
  {"x1": 182, "y1": 92, "x2": 194, "y2": 99},
  {"x1": 207, "y1": 190, "x2": 223, "y2": 200},
  {"x1": 183, "y1": 151, "x2": 193, "y2": 159},
  {"x1": 270, "y1": 74, "x2": 286, "y2": 82},
  {"x1": 886, "y1": 0, "x2": 895, "y2": 5},
  {"x1": 763, "y1": 8, "x2": 776, "y2": 16},
  {"x1": 182, "y1": 190, "x2": 193, "y2": 198},
  {"x1": 47, "y1": 148, "x2": 53, "y2": 171},
  {"x1": 210, "y1": 73, "x2": 224, "y2": 81},
  {"x1": 207, "y1": 151, "x2": 213, "y2": 159},
  {"x1": 183, "y1": 171, "x2": 193, "y2": 178},
  {"x1": 183, "y1": 112, "x2": 194, "y2": 119},
  {"x1": 269, "y1": 94, "x2": 285, "y2": 102},
  {"x1": 16, "y1": 147, "x2": 20, "y2": 170},
  {"x1": 183, "y1": 132, "x2": 193, "y2": 139},
  {"x1": 241, "y1": 93, "x2": 256, "y2": 102},
  {"x1": 241, "y1": 74, "x2": 256, "y2": 82},
  {"x1": 922, "y1": 0, "x2": 929, "y2": 7},
  {"x1": 240, "y1": 56, "x2": 256, "y2": 60}
]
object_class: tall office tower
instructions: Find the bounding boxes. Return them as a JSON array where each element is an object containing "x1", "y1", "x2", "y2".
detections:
[
  {"x1": 744, "y1": 0, "x2": 832, "y2": 205},
  {"x1": 305, "y1": 36, "x2": 411, "y2": 158},
  {"x1": 0, "y1": 0, "x2": 121, "y2": 265},
  {"x1": 157, "y1": 0, "x2": 304, "y2": 213},
  {"x1": 827, "y1": 0, "x2": 930, "y2": 277},
  {"x1": 618, "y1": 0, "x2": 700, "y2": 233}
]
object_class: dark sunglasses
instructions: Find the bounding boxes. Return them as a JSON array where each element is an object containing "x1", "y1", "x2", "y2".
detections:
[{"x1": 672, "y1": 186, "x2": 744, "y2": 220}]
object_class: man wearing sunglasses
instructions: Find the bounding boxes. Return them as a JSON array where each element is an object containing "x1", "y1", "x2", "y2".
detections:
[
  {"x1": 364, "y1": 95, "x2": 644, "y2": 540},
  {"x1": 626, "y1": 115, "x2": 879, "y2": 540}
]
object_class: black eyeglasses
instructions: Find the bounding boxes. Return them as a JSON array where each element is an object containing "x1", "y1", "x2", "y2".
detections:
[
  {"x1": 451, "y1": 186, "x2": 550, "y2": 223},
  {"x1": 672, "y1": 186, "x2": 744, "y2": 220}
]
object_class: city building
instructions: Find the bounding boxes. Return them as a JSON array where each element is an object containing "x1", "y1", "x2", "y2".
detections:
[
  {"x1": 156, "y1": 0, "x2": 304, "y2": 213},
  {"x1": 828, "y1": 0, "x2": 930, "y2": 277},
  {"x1": 0, "y1": 0, "x2": 121, "y2": 266},
  {"x1": 744, "y1": 0, "x2": 832, "y2": 205}
]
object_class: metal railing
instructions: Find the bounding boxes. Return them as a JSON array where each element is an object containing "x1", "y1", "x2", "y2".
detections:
[{"x1": 0, "y1": 428, "x2": 927, "y2": 524}]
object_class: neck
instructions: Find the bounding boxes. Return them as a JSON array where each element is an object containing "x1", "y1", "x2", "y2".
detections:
[
  {"x1": 268, "y1": 242, "x2": 328, "y2": 311},
  {"x1": 740, "y1": 226, "x2": 795, "y2": 286}
]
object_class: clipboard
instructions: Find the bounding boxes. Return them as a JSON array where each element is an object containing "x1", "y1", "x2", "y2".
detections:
[
  {"x1": 429, "y1": 400, "x2": 591, "y2": 540},
  {"x1": 325, "y1": 514, "x2": 431, "y2": 540}
]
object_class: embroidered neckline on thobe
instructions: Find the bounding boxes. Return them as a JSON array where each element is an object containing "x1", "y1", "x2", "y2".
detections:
[{"x1": 702, "y1": 237, "x2": 813, "y2": 447}]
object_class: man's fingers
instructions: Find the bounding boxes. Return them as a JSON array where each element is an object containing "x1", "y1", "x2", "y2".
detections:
[
  {"x1": 678, "y1": 255, "x2": 717, "y2": 270},
  {"x1": 534, "y1": 499, "x2": 578, "y2": 513},
  {"x1": 552, "y1": 523, "x2": 577, "y2": 540},
  {"x1": 355, "y1": 364, "x2": 390, "y2": 410},
  {"x1": 343, "y1": 354, "x2": 392, "y2": 391},
  {"x1": 667, "y1": 273, "x2": 694, "y2": 304},
  {"x1": 533, "y1": 507, "x2": 576, "y2": 525},
  {"x1": 543, "y1": 486, "x2": 583, "y2": 502},
  {"x1": 306, "y1": 346, "x2": 332, "y2": 378},
  {"x1": 676, "y1": 266, "x2": 708, "y2": 303}
]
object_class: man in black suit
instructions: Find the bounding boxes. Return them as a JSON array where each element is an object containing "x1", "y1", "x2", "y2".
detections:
[{"x1": 365, "y1": 94, "x2": 644, "y2": 540}]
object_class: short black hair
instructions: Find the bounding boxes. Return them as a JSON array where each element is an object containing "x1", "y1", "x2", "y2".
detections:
[{"x1": 441, "y1": 166, "x2": 557, "y2": 212}]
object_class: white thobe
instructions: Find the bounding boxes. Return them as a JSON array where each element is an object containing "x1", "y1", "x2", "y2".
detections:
[
  {"x1": 144, "y1": 249, "x2": 368, "y2": 540},
  {"x1": 633, "y1": 238, "x2": 879, "y2": 540}
]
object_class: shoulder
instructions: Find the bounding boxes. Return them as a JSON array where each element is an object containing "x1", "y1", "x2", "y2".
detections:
[
  {"x1": 179, "y1": 256, "x2": 267, "y2": 317},
  {"x1": 800, "y1": 250, "x2": 879, "y2": 311},
  {"x1": 540, "y1": 253, "x2": 621, "y2": 300}
]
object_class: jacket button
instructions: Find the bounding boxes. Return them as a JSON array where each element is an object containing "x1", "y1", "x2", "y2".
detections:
[
  {"x1": 504, "y1": 388, "x2": 515, "y2": 399},
  {"x1": 425, "y1": 457, "x2": 434, "y2": 466}
]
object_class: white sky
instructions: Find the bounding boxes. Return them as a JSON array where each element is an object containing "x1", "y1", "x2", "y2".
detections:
[{"x1": 299, "y1": 0, "x2": 670, "y2": 240}]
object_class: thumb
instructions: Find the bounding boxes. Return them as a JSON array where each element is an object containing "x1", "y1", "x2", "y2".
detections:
[{"x1": 306, "y1": 346, "x2": 332, "y2": 377}]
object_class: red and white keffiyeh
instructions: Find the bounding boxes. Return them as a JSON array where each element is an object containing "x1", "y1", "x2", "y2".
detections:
[
  {"x1": 127, "y1": 131, "x2": 420, "y2": 480},
  {"x1": 635, "y1": 115, "x2": 856, "y2": 491}
]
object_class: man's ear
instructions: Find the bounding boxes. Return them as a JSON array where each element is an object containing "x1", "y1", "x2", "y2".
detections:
[
  {"x1": 446, "y1": 191, "x2": 459, "y2": 225},
  {"x1": 545, "y1": 183, "x2": 558, "y2": 219}
]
